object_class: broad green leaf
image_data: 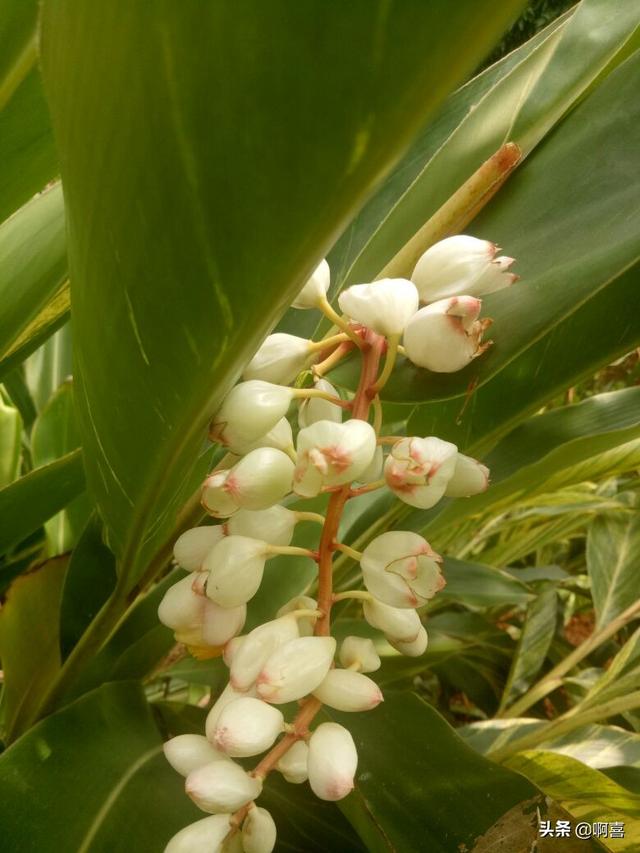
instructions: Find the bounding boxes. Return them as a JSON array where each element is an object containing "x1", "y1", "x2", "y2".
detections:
[
  {"x1": 499, "y1": 584, "x2": 558, "y2": 712},
  {"x1": 2, "y1": 366, "x2": 37, "y2": 433},
  {"x1": 0, "y1": 681, "x2": 203, "y2": 852},
  {"x1": 376, "y1": 45, "x2": 640, "y2": 402},
  {"x1": 31, "y1": 379, "x2": 91, "y2": 554},
  {"x1": 0, "y1": 448, "x2": 84, "y2": 557},
  {"x1": 463, "y1": 720, "x2": 640, "y2": 770},
  {"x1": 0, "y1": 390, "x2": 21, "y2": 486},
  {"x1": 577, "y1": 629, "x2": 640, "y2": 715},
  {"x1": 0, "y1": 185, "x2": 68, "y2": 380},
  {"x1": 587, "y1": 514, "x2": 640, "y2": 629},
  {"x1": 507, "y1": 751, "x2": 640, "y2": 851},
  {"x1": 39, "y1": 0, "x2": 526, "y2": 583},
  {"x1": 439, "y1": 556, "x2": 533, "y2": 608},
  {"x1": 0, "y1": 554, "x2": 67, "y2": 742},
  {"x1": 0, "y1": 0, "x2": 38, "y2": 110},
  {"x1": 58, "y1": 514, "x2": 117, "y2": 660},
  {"x1": 329, "y1": 0, "x2": 638, "y2": 294},
  {"x1": 328, "y1": 692, "x2": 544, "y2": 852},
  {"x1": 25, "y1": 324, "x2": 73, "y2": 411}
]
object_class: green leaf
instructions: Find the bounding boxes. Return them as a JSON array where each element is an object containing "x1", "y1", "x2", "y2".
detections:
[
  {"x1": 0, "y1": 681, "x2": 203, "y2": 851},
  {"x1": 0, "y1": 0, "x2": 38, "y2": 110},
  {"x1": 507, "y1": 751, "x2": 640, "y2": 850},
  {"x1": 39, "y1": 0, "x2": 526, "y2": 582},
  {"x1": 578, "y1": 629, "x2": 640, "y2": 715},
  {"x1": 439, "y1": 556, "x2": 533, "y2": 608},
  {"x1": 0, "y1": 390, "x2": 21, "y2": 486},
  {"x1": 499, "y1": 584, "x2": 558, "y2": 713},
  {"x1": 24, "y1": 324, "x2": 73, "y2": 411},
  {"x1": 58, "y1": 514, "x2": 117, "y2": 660},
  {"x1": 587, "y1": 514, "x2": 640, "y2": 629},
  {"x1": 381, "y1": 44, "x2": 640, "y2": 402},
  {"x1": 31, "y1": 379, "x2": 91, "y2": 554},
  {"x1": 0, "y1": 448, "x2": 84, "y2": 557},
  {"x1": 0, "y1": 185, "x2": 68, "y2": 380},
  {"x1": 327, "y1": 692, "x2": 544, "y2": 852},
  {"x1": 0, "y1": 554, "x2": 67, "y2": 742}
]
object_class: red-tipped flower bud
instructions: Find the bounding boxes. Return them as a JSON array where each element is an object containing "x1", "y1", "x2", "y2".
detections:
[
  {"x1": 213, "y1": 697, "x2": 284, "y2": 757},
  {"x1": 294, "y1": 420, "x2": 376, "y2": 497},
  {"x1": 313, "y1": 669, "x2": 383, "y2": 712},
  {"x1": 173, "y1": 525, "x2": 225, "y2": 571},
  {"x1": 210, "y1": 381, "x2": 293, "y2": 452},
  {"x1": 242, "y1": 805, "x2": 277, "y2": 853},
  {"x1": 229, "y1": 616, "x2": 300, "y2": 692},
  {"x1": 444, "y1": 453, "x2": 490, "y2": 497},
  {"x1": 339, "y1": 636, "x2": 381, "y2": 673},
  {"x1": 164, "y1": 814, "x2": 231, "y2": 853},
  {"x1": 203, "y1": 535, "x2": 268, "y2": 608},
  {"x1": 164, "y1": 735, "x2": 229, "y2": 777},
  {"x1": 185, "y1": 759, "x2": 262, "y2": 813},
  {"x1": 256, "y1": 636, "x2": 336, "y2": 704},
  {"x1": 292, "y1": 259, "x2": 330, "y2": 309},
  {"x1": 383, "y1": 436, "x2": 457, "y2": 509},
  {"x1": 308, "y1": 722, "x2": 357, "y2": 801},
  {"x1": 363, "y1": 597, "x2": 422, "y2": 642}
]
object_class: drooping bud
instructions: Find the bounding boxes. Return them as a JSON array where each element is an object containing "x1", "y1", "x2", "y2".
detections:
[
  {"x1": 307, "y1": 723, "x2": 357, "y2": 801},
  {"x1": 276, "y1": 740, "x2": 309, "y2": 784},
  {"x1": 213, "y1": 697, "x2": 284, "y2": 757},
  {"x1": 185, "y1": 759, "x2": 262, "y2": 813},
  {"x1": 292, "y1": 259, "x2": 330, "y2": 309},
  {"x1": 204, "y1": 535, "x2": 268, "y2": 608},
  {"x1": 157, "y1": 574, "x2": 206, "y2": 633},
  {"x1": 360, "y1": 531, "x2": 445, "y2": 609},
  {"x1": 228, "y1": 506, "x2": 296, "y2": 547},
  {"x1": 277, "y1": 595, "x2": 318, "y2": 636},
  {"x1": 230, "y1": 616, "x2": 300, "y2": 692},
  {"x1": 173, "y1": 525, "x2": 225, "y2": 571},
  {"x1": 243, "y1": 333, "x2": 313, "y2": 385},
  {"x1": 202, "y1": 448, "x2": 294, "y2": 517},
  {"x1": 389, "y1": 625, "x2": 429, "y2": 657},
  {"x1": 158, "y1": 574, "x2": 245, "y2": 650},
  {"x1": 356, "y1": 445, "x2": 383, "y2": 484},
  {"x1": 223, "y1": 635, "x2": 245, "y2": 667},
  {"x1": 206, "y1": 684, "x2": 257, "y2": 741},
  {"x1": 210, "y1": 381, "x2": 294, "y2": 452},
  {"x1": 313, "y1": 669, "x2": 383, "y2": 712},
  {"x1": 242, "y1": 806, "x2": 277, "y2": 853},
  {"x1": 411, "y1": 235, "x2": 517, "y2": 302},
  {"x1": 383, "y1": 436, "x2": 458, "y2": 509},
  {"x1": 444, "y1": 453, "x2": 490, "y2": 497},
  {"x1": 339, "y1": 636, "x2": 381, "y2": 673},
  {"x1": 164, "y1": 814, "x2": 231, "y2": 853},
  {"x1": 363, "y1": 597, "x2": 422, "y2": 642},
  {"x1": 164, "y1": 734, "x2": 229, "y2": 777},
  {"x1": 294, "y1": 420, "x2": 376, "y2": 497},
  {"x1": 231, "y1": 417, "x2": 295, "y2": 458},
  {"x1": 256, "y1": 636, "x2": 336, "y2": 704},
  {"x1": 298, "y1": 378, "x2": 342, "y2": 429},
  {"x1": 403, "y1": 296, "x2": 492, "y2": 373},
  {"x1": 338, "y1": 278, "x2": 419, "y2": 336}
]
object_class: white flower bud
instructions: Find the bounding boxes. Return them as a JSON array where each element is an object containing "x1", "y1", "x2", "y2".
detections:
[
  {"x1": 230, "y1": 616, "x2": 300, "y2": 692},
  {"x1": 411, "y1": 235, "x2": 517, "y2": 302},
  {"x1": 360, "y1": 531, "x2": 445, "y2": 609},
  {"x1": 231, "y1": 417, "x2": 295, "y2": 458},
  {"x1": 338, "y1": 278, "x2": 419, "y2": 336},
  {"x1": 203, "y1": 535, "x2": 268, "y2": 608},
  {"x1": 213, "y1": 697, "x2": 284, "y2": 757},
  {"x1": 164, "y1": 735, "x2": 229, "y2": 777},
  {"x1": 185, "y1": 759, "x2": 262, "y2": 813},
  {"x1": 308, "y1": 723, "x2": 357, "y2": 801},
  {"x1": 298, "y1": 378, "x2": 342, "y2": 428},
  {"x1": 173, "y1": 525, "x2": 225, "y2": 571},
  {"x1": 276, "y1": 740, "x2": 309, "y2": 783},
  {"x1": 363, "y1": 598, "x2": 422, "y2": 642},
  {"x1": 242, "y1": 806, "x2": 277, "y2": 853},
  {"x1": 384, "y1": 436, "x2": 457, "y2": 509},
  {"x1": 277, "y1": 595, "x2": 318, "y2": 636},
  {"x1": 339, "y1": 637, "x2": 381, "y2": 673},
  {"x1": 198, "y1": 600, "x2": 246, "y2": 648},
  {"x1": 210, "y1": 381, "x2": 294, "y2": 452},
  {"x1": 157, "y1": 574, "x2": 206, "y2": 633},
  {"x1": 403, "y1": 296, "x2": 491, "y2": 373},
  {"x1": 444, "y1": 453, "x2": 490, "y2": 497},
  {"x1": 294, "y1": 420, "x2": 376, "y2": 497},
  {"x1": 292, "y1": 259, "x2": 330, "y2": 309},
  {"x1": 203, "y1": 448, "x2": 294, "y2": 517},
  {"x1": 228, "y1": 506, "x2": 296, "y2": 547},
  {"x1": 389, "y1": 625, "x2": 429, "y2": 657},
  {"x1": 257, "y1": 636, "x2": 336, "y2": 704},
  {"x1": 243, "y1": 333, "x2": 313, "y2": 385},
  {"x1": 206, "y1": 683, "x2": 256, "y2": 740},
  {"x1": 313, "y1": 669, "x2": 383, "y2": 712},
  {"x1": 223, "y1": 635, "x2": 245, "y2": 667},
  {"x1": 164, "y1": 814, "x2": 231, "y2": 853}
]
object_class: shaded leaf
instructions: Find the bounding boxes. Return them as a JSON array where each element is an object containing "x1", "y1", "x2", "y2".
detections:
[
  {"x1": 587, "y1": 514, "x2": 640, "y2": 628},
  {"x1": 0, "y1": 390, "x2": 21, "y2": 486},
  {"x1": 439, "y1": 556, "x2": 533, "y2": 608}
]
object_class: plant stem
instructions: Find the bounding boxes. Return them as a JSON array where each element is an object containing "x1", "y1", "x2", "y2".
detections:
[
  {"x1": 318, "y1": 297, "x2": 365, "y2": 349},
  {"x1": 293, "y1": 387, "x2": 351, "y2": 408},
  {"x1": 332, "y1": 542, "x2": 363, "y2": 561},
  {"x1": 350, "y1": 478, "x2": 386, "y2": 497},
  {"x1": 308, "y1": 333, "x2": 349, "y2": 351},
  {"x1": 294, "y1": 511, "x2": 325, "y2": 525},
  {"x1": 333, "y1": 590, "x2": 372, "y2": 602},
  {"x1": 313, "y1": 341, "x2": 354, "y2": 377},
  {"x1": 265, "y1": 545, "x2": 318, "y2": 559},
  {"x1": 368, "y1": 335, "x2": 399, "y2": 396},
  {"x1": 500, "y1": 598, "x2": 640, "y2": 719},
  {"x1": 378, "y1": 142, "x2": 521, "y2": 279}
]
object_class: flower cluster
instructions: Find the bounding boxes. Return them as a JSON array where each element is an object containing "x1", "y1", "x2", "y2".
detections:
[{"x1": 159, "y1": 238, "x2": 517, "y2": 852}]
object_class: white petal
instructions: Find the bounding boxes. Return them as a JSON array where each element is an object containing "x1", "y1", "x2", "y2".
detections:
[
  {"x1": 173, "y1": 526, "x2": 226, "y2": 571},
  {"x1": 231, "y1": 448, "x2": 294, "y2": 510},
  {"x1": 276, "y1": 740, "x2": 309, "y2": 784},
  {"x1": 164, "y1": 814, "x2": 231, "y2": 853},
  {"x1": 210, "y1": 381, "x2": 293, "y2": 452},
  {"x1": 388, "y1": 626, "x2": 429, "y2": 657},
  {"x1": 338, "y1": 278, "x2": 419, "y2": 336},
  {"x1": 444, "y1": 453, "x2": 490, "y2": 497},
  {"x1": 339, "y1": 637, "x2": 381, "y2": 673},
  {"x1": 185, "y1": 760, "x2": 262, "y2": 813},
  {"x1": 242, "y1": 806, "x2": 277, "y2": 853},
  {"x1": 228, "y1": 506, "x2": 296, "y2": 546},
  {"x1": 157, "y1": 575, "x2": 206, "y2": 632},
  {"x1": 202, "y1": 470, "x2": 240, "y2": 519},
  {"x1": 243, "y1": 333, "x2": 312, "y2": 385},
  {"x1": 230, "y1": 616, "x2": 300, "y2": 692},
  {"x1": 213, "y1": 697, "x2": 284, "y2": 757},
  {"x1": 205, "y1": 684, "x2": 257, "y2": 740},
  {"x1": 363, "y1": 598, "x2": 422, "y2": 642},
  {"x1": 257, "y1": 637, "x2": 336, "y2": 704},
  {"x1": 164, "y1": 735, "x2": 229, "y2": 777},
  {"x1": 204, "y1": 536, "x2": 268, "y2": 608},
  {"x1": 411, "y1": 235, "x2": 499, "y2": 302},
  {"x1": 307, "y1": 723, "x2": 357, "y2": 801},
  {"x1": 277, "y1": 594, "x2": 318, "y2": 636},
  {"x1": 292, "y1": 259, "x2": 330, "y2": 309},
  {"x1": 201, "y1": 600, "x2": 246, "y2": 647},
  {"x1": 294, "y1": 420, "x2": 376, "y2": 497},
  {"x1": 313, "y1": 669, "x2": 383, "y2": 712}
]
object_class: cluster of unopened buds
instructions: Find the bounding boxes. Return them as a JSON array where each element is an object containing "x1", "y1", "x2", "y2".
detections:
[{"x1": 159, "y1": 235, "x2": 518, "y2": 852}]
